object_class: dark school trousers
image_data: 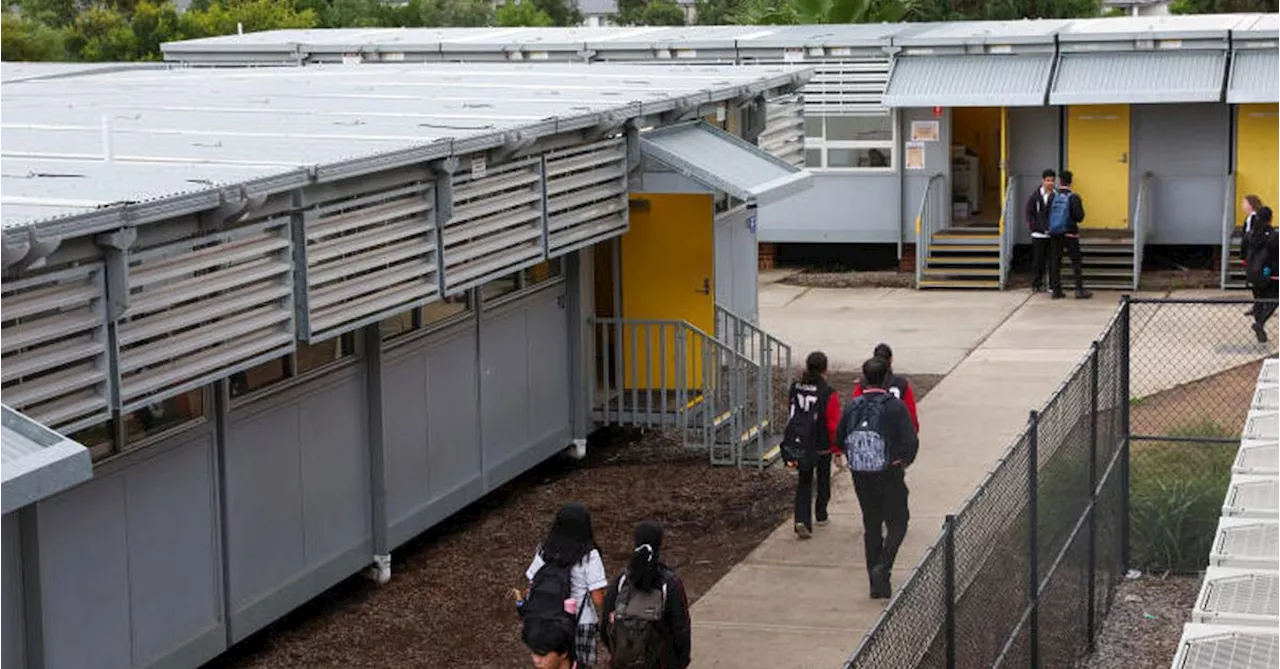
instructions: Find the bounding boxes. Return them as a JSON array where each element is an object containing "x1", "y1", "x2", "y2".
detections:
[
  {"x1": 852, "y1": 467, "x2": 910, "y2": 572},
  {"x1": 1030, "y1": 236, "x2": 1051, "y2": 291},
  {"x1": 1049, "y1": 234, "x2": 1085, "y2": 294},
  {"x1": 795, "y1": 453, "x2": 832, "y2": 530}
]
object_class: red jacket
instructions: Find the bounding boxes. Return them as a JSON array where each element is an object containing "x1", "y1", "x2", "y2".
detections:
[
  {"x1": 852, "y1": 375, "x2": 919, "y2": 433},
  {"x1": 823, "y1": 387, "x2": 841, "y2": 455}
]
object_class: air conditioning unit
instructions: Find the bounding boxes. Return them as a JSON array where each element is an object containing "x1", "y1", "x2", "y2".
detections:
[
  {"x1": 1210, "y1": 517, "x2": 1280, "y2": 570},
  {"x1": 1244, "y1": 411, "x2": 1278, "y2": 441},
  {"x1": 1253, "y1": 385, "x2": 1278, "y2": 412},
  {"x1": 1170, "y1": 623, "x2": 1278, "y2": 669},
  {"x1": 1223, "y1": 475, "x2": 1280, "y2": 520},
  {"x1": 1192, "y1": 567, "x2": 1279, "y2": 627},
  {"x1": 1234, "y1": 441, "x2": 1279, "y2": 477},
  {"x1": 1260, "y1": 359, "x2": 1278, "y2": 385}
]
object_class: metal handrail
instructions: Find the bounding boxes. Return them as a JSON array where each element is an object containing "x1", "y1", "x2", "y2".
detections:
[
  {"x1": 914, "y1": 173, "x2": 947, "y2": 288},
  {"x1": 1132, "y1": 172, "x2": 1154, "y2": 291},
  {"x1": 715, "y1": 303, "x2": 793, "y2": 455},
  {"x1": 1219, "y1": 174, "x2": 1237, "y2": 289},
  {"x1": 999, "y1": 177, "x2": 1017, "y2": 291}
]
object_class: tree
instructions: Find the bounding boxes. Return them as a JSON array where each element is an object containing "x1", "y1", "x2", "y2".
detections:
[
  {"x1": 694, "y1": 0, "x2": 738, "y2": 24},
  {"x1": 1171, "y1": 0, "x2": 1277, "y2": 12},
  {"x1": 496, "y1": 0, "x2": 554, "y2": 25},
  {"x1": 529, "y1": 0, "x2": 581, "y2": 25},
  {"x1": 1, "y1": 11, "x2": 69, "y2": 60},
  {"x1": 178, "y1": 0, "x2": 319, "y2": 39},
  {"x1": 129, "y1": 0, "x2": 182, "y2": 59},
  {"x1": 417, "y1": 0, "x2": 492, "y2": 26},
  {"x1": 14, "y1": 0, "x2": 79, "y2": 28},
  {"x1": 636, "y1": 0, "x2": 685, "y2": 24},
  {"x1": 908, "y1": 0, "x2": 1102, "y2": 20},
  {"x1": 64, "y1": 5, "x2": 139, "y2": 61},
  {"x1": 730, "y1": 0, "x2": 912, "y2": 25}
]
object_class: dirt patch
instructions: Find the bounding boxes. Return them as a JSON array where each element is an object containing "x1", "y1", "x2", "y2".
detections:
[
  {"x1": 1129, "y1": 359, "x2": 1263, "y2": 438},
  {"x1": 781, "y1": 270, "x2": 914, "y2": 289},
  {"x1": 1079, "y1": 574, "x2": 1201, "y2": 669}
]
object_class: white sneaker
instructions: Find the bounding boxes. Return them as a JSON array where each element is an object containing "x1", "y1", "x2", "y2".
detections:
[{"x1": 794, "y1": 522, "x2": 812, "y2": 539}]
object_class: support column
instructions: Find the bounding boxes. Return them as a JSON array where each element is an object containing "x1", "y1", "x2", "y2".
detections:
[{"x1": 362, "y1": 324, "x2": 391, "y2": 584}]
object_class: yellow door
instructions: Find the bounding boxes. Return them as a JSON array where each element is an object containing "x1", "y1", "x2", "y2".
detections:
[
  {"x1": 1067, "y1": 105, "x2": 1131, "y2": 230},
  {"x1": 620, "y1": 193, "x2": 715, "y2": 389},
  {"x1": 1236, "y1": 104, "x2": 1280, "y2": 219}
]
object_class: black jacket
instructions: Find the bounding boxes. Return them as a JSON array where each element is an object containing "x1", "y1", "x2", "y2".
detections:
[
  {"x1": 835, "y1": 389, "x2": 919, "y2": 469},
  {"x1": 1050, "y1": 187, "x2": 1086, "y2": 236},
  {"x1": 1241, "y1": 212, "x2": 1258, "y2": 264},
  {"x1": 1245, "y1": 218, "x2": 1278, "y2": 286},
  {"x1": 1024, "y1": 187, "x2": 1055, "y2": 236},
  {"x1": 601, "y1": 566, "x2": 692, "y2": 669}
]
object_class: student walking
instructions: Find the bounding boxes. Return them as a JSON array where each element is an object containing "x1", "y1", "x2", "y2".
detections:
[
  {"x1": 525, "y1": 622, "x2": 577, "y2": 669},
  {"x1": 1025, "y1": 169, "x2": 1058, "y2": 293},
  {"x1": 780, "y1": 351, "x2": 842, "y2": 540},
  {"x1": 1244, "y1": 194, "x2": 1264, "y2": 318},
  {"x1": 1245, "y1": 205, "x2": 1278, "y2": 342},
  {"x1": 601, "y1": 521, "x2": 692, "y2": 669},
  {"x1": 838, "y1": 357, "x2": 920, "y2": 600},
  {"x1": 851, "y1": 343, "x2": 919, "y2": 433},
  {"x1": 1046, "y1": 170, "x2": 1093, "y2": 300},
  {"x1": 522, "y1": 503, "x2": 610, "y2": 669}
]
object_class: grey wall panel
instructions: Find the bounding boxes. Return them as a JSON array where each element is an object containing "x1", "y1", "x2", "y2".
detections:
[
  {"x1": 38, "y1": 476, "x2": 132, "y2": 669},
  {"x1": 1008, "y1": 106, "x2": 1062, "y2": 245},
  {"x1": 224, "y1": 368, "x2": 371, "y2": 642},
  {"x1": 715, "y1": 213, "x2": 734, "y2": 316},
  {"x1": 481, "y1": 286, "x2": 572, "y2": 489},
  {"x1": 2, "y1": 513, "x2": 24, "y2": 669},
  {"x1": 1131, "y1": 103, "x2": 1229, "y2": 244},
  {"x1": 35, "y1": 431, "x2": 222, "y2": 669},
  {"x1": 383, "y1": 322, "x2": 484, "y2": 550},
  {"x1": 901, "y1": 107, "x2": 953, "y2": 243},
  {"x1": 758, "y1": 172, "x2": 900, "y2": 244},
  {"x1": 714, "y1": 208, "x2": 759, "y2": 322}
]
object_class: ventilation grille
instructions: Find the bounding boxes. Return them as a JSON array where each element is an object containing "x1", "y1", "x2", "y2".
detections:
[
  {"x1": 544, "y1": 137, "x2": 628, "y2": 256},
  {"x1": 117, "y1": 218, "x2": 295, "y2": 411},
  {"x1": 758, "y1": 93, "x2": 806, "y2": 167},
  {"x1": 1224, "y1": 477, "x2": 1280, "y2": 519},
  {"x1": 441, "y1": 156, "x2": 544, "y2": 294},
  {"x1": 1234, "y1": 442, "x2": 1279, "y2": 477},
  {"x1": 1195, "y1": 570, "x2": 1279, "y2": 625},
  {"x1": 1212, "y1": 520, "x2": 1280, "y2": 570},
  {"x1": 740, "y1": 57, "x2": 891, "y2": 115},
  {"x1": 0, "y1": 263, "x2": 111, "y2": 432},
  {"x1": 1175, "y1": 628, "x2": 1280, "y2": 669},
  {"x1": 301, "y1": 177, "x2": 436, "y2": 342}
]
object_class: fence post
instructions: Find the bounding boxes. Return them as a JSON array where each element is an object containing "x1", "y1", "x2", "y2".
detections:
[
  {"x1": 944, "y1": 514, "x2": 957, "y2": 669},
  {"x1": 1028, "y1": 409, "x2": 1040, "y2": 669},
  {"x1": 1119, "y1": 295, "x2": 1132, "y2": 569},
  {"x1": 1087, "y1": 341, "x2": 1100, "y2": 651}
]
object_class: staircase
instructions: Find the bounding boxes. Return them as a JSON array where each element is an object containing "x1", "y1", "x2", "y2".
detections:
[
  {"x1": 1065, "y1": 232, "x2": 1138, "y2": 291},
  {"x1": 919, "y1": 226, "x2": 1002, "y2": 289},
  {"x1": 1224, "y1": 229, "x2": 1248, "y2": 289},
  {"x1": 588, "y1": 307, "x2": 792, "y2": 468}
]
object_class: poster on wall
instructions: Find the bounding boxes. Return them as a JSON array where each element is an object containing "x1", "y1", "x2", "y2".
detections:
[
  {"x1": 911, "y1": 120, "x2": 940, "y2": 142},
  {"x1": 905, "y1": 142, "x2": 926, "y2": 170}
]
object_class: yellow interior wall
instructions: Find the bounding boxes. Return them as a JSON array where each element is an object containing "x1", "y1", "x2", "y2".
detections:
[
  {"x1": 1237, "y1": 103, "x2": 1280, "y2": 220},
  {"x1": 951, "y1": 107, "x2": 1003, "y2": 217},
  {"x1": 620, "y1": 193, "x2": 715, "y2": 389}
]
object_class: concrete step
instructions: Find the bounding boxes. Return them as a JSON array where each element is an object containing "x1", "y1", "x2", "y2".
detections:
[
  {"x1": 931, "y1": 243, "x2": 1000, "y2": 253},
  {"x1": 918, "y1": 278, "x2": 1001, "y2": 289}
]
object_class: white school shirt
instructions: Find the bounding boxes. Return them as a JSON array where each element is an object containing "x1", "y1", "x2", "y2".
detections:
[
  {"x1": 1032, "y1": 188, "x2": 1053, "y2": 239},
  {"x1": 527, "y1": 548, "x2": 609, "y2": 626}
]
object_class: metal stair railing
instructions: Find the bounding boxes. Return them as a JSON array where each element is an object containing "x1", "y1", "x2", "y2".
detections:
[
  {"x1": 999, "y1": 177, "x2": 1017, "y2": 290},
  {"x1": 715, "y1": 304, "x2": 793, "y2": 463},
  {"x1": 1132, "y1": 172, "x2": 1154, "y2": 292},
  {"x1": 914, "y1": 173, "x2": 947, "y2": 288},
  {"x1": 1220, "y1": 174, "x2": 1237, "y2": 289},
  {"x1": 588, "y1": 316, "x2": 765, "y2": 467}
]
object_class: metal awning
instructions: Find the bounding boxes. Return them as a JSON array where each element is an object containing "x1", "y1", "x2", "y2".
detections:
[
  {"x1": 639, "y1": 122, "x2": 812, "y2": 206},
  {"x1": 2, "y1": 404, "x2": 92, "y2": 514},
  {"x1": 1228, "y1": 49, "x2": 1280, "y2": 104},
  {"x1": 883, "y1": 54, "x2": 1055, "y2": 107},
  {"x1": 1050, "y1": 50, "x2": 1227, "y2": 105}
]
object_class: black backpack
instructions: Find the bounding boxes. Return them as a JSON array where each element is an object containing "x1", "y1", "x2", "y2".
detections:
[
  {"x1": 522, "y1": 557, "x2": 579, "y2": 656},
  {"x1": 782, "y1": 381, "x2": 826, "y2": 467},
  {"x1": 609, "y1": 573, "x2": 667, "y2": 669},
  {"x1": 843, "y1": 393, "x2": 891, "y2": 473}
]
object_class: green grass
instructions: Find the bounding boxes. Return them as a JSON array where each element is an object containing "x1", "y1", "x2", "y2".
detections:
[{"x1": 1129, "y1": 419, "x2": 1239, "y2": 572}]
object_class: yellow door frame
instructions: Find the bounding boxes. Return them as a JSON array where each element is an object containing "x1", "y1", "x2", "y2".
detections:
[{"x1": 999, "y1": 106, "x2": 1009, "y2": 237}]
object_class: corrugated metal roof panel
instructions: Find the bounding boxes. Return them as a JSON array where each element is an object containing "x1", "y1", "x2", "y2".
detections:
[
  {"x1": 1057, "y1": 14, "x2": 1248, "y2": 41},
  {"x1": 1049, "y1": 50, "x2": 1227, "y2": 104},
  {"x1": 639, "y1": 121, "x2": 812, "y2": 206},
  {"x1": 1229, "y1": 49, "x2": 1280, "y2": 103},
  {"x1": 883, "y1": 53, "x2": 1054, "y2": 107},
  {"x1": 1, "y1": 404, "x2": 93, "y2": 514}
]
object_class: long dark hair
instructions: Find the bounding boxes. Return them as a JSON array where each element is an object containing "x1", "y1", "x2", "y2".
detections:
[
  {"x1": 800, "y1": 350, "x2": 828, "y2": 385},
  {"x1": 627, "y1": 520, "x2": 665, "y2": 592},
  {"x1": 540, "y1": 502, "x2": 597, "y2": 567}
]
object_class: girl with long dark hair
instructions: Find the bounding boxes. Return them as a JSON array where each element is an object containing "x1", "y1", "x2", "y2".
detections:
[
  {"x1": 524, "y1": 503, "x2": 609, "y2": 668},
  {"x1": 601, "y1": 521, "x2": 692, "y2": 669},
  {"x1": 782, "y1": 351, "x2": 842, "y2": 539}
]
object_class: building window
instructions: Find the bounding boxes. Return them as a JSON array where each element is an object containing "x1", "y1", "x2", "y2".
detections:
[
  {"x1": 70, "y1": 420, "x2": 117, "y2": 462},
  {"x1": 230, "y1": 332, "x2": 358, "y2": 398},
  {"x1": 124, "y1": 387, "x2": 208, "y2": 446},
  {"x1": 522, "y1": 257, "x2": 563, "y2": 287},
  {"x1": 803, "y1": 111, "x2": 896, "y2": 170},
  {"x1": 479, "y1": 257, "x2": 566, "y2": 306},
  {"x1": 380, "y1": 293, "x2": 472, "y2": 341}
]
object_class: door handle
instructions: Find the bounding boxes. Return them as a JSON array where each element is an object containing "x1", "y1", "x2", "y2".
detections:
[
  {"x1": 695, "y1": 278, "x2": 711, "y2": 295},
  {"x1": 1120, "y1": 152, "x2": 1128, "y2": 164}
]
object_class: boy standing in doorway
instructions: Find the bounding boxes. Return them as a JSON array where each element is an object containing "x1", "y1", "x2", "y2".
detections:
[
  {"x1": 1025, "y1": 169, "x2": 1057, "y2": 293},
  {"x1": 1047, "y1": 170, "x2": 1093, "y2": 300}
]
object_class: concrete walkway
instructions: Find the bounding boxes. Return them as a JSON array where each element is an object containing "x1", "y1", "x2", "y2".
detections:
[{"x1": 688, "y1": 289, "x2": 1147, "y2": 669}]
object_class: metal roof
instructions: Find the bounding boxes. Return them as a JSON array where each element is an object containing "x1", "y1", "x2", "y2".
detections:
[
  {"x1": 892, "y1": 19, "x2": 1071, "y2": 47},
  {"x1": 1050, "y1": 50, "x2": 1227, "y2": 104},
  {"x1": 1229, "y1": 50, "x2": 1280, "y2": 103},
  {"x1": 0, "y1": 61, "x2": 809, "y2": 241},
  {"x1": 1, "y1": 404, "x2": 93, "y2": 514},
  {"x1": 884, "y1": 53, "x2": 1054, "y2": 107},
  {"x1": 1056, "y1": 13, "x2": 1254, "y2": 42},
  {"x1": 638, "y1": 121, "x2": 812, "y2": 206}
]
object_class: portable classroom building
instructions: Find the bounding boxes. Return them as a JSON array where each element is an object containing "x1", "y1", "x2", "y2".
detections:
[
  {"x1": 0, "y1": 61, "x2": 811, "y2": 669},
  {"x1": 163, "y1": 13, "x2": 1280, "y2": 290}
]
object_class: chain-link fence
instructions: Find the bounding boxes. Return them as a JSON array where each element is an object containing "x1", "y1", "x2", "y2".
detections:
[{"x1": 844, "y1": 296, "x2": 1275, "y2": 669}]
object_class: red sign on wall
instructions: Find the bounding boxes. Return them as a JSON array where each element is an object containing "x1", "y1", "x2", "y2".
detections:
[{"x1": 932, "y1": 106, "x2": 944, "y2": 118}]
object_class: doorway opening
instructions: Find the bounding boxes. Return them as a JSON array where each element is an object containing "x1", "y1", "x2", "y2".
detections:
[{"x1": 950, "y1": 107, "x2": 1004, "y2": 228}]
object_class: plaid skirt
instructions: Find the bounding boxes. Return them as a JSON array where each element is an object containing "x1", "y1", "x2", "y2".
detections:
[{"x1": 574, "y1": 622, "x2": 600, "y2": 669}]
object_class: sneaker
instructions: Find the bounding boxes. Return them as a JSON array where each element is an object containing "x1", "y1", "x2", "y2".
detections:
[
  {"x1": 1255, "y1": 323, "x2": 1269, "y2": 343},
  {"x1": 1075, "y1": 289, "x2": 1093, "y2": 300},
  {"x1": 1051, "y1": 291, "x2": 1066, "y2": 300},
  {"x1": 794, "y1": 522, "x2": 812, "y2": 540},
  {"x1": 816, "y1": 518, "x2": 829, "y2": 527},
  {"x1": 869, "y1": 565, "x2": 891, "y2": 599}
]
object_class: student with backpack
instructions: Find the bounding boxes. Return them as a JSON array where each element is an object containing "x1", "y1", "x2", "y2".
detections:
[
  {"x1": 521, "y1": 503, "x2": 610, "y2": 669},
  {"x1": 525, "y1": 620, "x2": 577, "y2": 669},
  {"x1": 837, "y1": 357, "x2": 920, "y2": 600},
  {"x1": 601, "y1": 521, "x2": 692, "y2": 669},
  {"x1": 851, "y1": 343, "x2": 918, "y2": 433},
  {"x1": 1046, "y1": 170, "x2": 1093, "y2": 300},
  {"x1": 781, "y1": 351, "x2": 842, "y2": 540}
]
